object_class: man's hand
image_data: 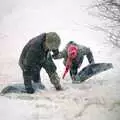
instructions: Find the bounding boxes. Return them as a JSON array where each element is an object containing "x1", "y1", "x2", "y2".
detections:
[{"x1": 52, "y1": 54, "x2": 59, "y2": 59}]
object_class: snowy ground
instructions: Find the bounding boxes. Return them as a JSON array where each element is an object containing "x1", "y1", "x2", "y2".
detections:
[{"x1": 0, "y1": 0, "x2": 120, "y2": 120}]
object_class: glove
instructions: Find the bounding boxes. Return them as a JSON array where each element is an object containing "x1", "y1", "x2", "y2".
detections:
[
  {"x1": 52, "y1": 49, "x2": 59, "y2": 58},
  {"x1": 26, "y1": 87, "x2": 35, "y2": 94}
]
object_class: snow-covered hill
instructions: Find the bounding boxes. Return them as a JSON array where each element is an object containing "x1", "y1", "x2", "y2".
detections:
[{"x1": 0, "y1": 0, "x2": 120, "y2": 120}]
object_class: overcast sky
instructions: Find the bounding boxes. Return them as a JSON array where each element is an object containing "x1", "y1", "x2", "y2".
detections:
[{"x1": 0, "y1": 0, "x2": 108, "y2": 65}]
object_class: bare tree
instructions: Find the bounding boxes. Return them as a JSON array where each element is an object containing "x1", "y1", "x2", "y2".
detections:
[{"x1": 89, "y1": 0, "x2": 120, "y2": 47}]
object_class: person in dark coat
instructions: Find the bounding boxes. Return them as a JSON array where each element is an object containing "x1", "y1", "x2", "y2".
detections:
[
  {"x1": 52, "y1": 41, "x2": 95, "y2": 81},
  {"x1": 19, "y1": 32, "x2": 62, "y2": 94}
]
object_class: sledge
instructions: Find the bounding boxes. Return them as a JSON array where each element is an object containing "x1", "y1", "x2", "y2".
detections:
[
  {"x1": 0, "y1": 83, "x2": 45, "y2": 95},
  {"x1": 72, "y1": 63, "x2": 113, "y2": 83}
]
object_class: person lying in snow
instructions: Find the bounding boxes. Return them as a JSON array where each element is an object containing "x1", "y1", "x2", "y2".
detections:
[
  {"x1": 52, "y1": 41, "x2": 95, "y2": 81},
  {"x1": 19, "y1": 32, "x2": 62, "y2": 94}
]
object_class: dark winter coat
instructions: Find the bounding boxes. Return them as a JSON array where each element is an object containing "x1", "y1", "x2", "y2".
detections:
[{"x1": 19, "y1": 33, "x2": 57, "y2": 73}]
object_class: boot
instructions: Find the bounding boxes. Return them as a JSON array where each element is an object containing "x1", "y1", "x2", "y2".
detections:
[
  {"x1": 25, "y1": 87, "x2": 35, "y2": 94},
  {"x1": 23, "y1": 76, "x2": 35, "y2": 94}
]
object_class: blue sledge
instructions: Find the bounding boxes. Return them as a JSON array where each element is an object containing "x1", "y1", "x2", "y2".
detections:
[{"x1": 73, "y1": 63, "x2": 113, "y2": 83}]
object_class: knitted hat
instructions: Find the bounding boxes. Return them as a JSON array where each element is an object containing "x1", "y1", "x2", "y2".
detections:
[{"x1": 46, "y1": 32, "x2": 61, "y2": 50}]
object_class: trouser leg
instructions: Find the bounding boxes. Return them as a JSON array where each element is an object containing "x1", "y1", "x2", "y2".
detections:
[
  {"x1": 23, "y1": 70, "x2": 35, "y2": 94},
  {"x1": 32, "y1": 67, "x2": 45, "y2": 89},
  {"x1": 70, "y1": 58, "x2": 83, "y2": 80},
  {"x1": 32, "y1": 67, "x2": 41, "y2": 83},
  {"x1": 70, "y1": 68, "x2": 78, "y2": 77},
  {"x1": 70, "y1": 67, "x2": 78, "y2": 80}
]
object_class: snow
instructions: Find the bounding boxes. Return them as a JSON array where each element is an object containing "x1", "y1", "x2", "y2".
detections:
[{"x1": 0, "y1": 0, "x2": 120, "y2": 120}]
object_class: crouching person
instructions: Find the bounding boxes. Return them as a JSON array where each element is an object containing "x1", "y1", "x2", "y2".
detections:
[
  {"x1": 19, "y1": 32, "x2": 62, "y2": 94},
  {"x1": 52, "y1": 41, "x2": 95, "y2": 81}
]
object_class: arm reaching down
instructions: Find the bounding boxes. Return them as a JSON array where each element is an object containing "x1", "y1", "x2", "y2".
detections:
[
  {"x1": 86, "y1": 48, "x2": 95, "y2": 64},
  {"x1": 52, "y1": 49, "x2": 67, "y2": 59}
]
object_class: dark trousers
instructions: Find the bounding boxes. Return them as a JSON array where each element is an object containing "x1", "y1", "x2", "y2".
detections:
[
  {"x1": 21, "y1": 58, "x2": 57, "y2": 90},
  {"x1": 70, "y1": 57, "x2": 84, "y2": 79},
  {"x1": 70, "y1": 51, "x2": 95, "y2": 80},
  {"x1": 22, "y1": 66, "x2": 41, "y2": 89}
]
